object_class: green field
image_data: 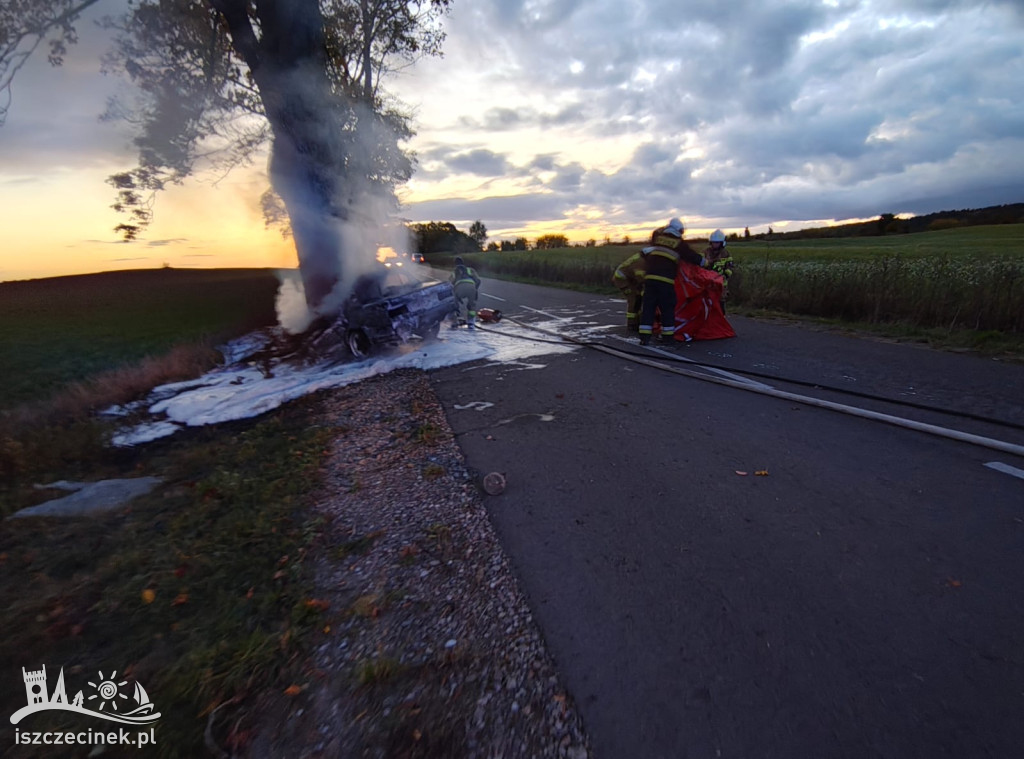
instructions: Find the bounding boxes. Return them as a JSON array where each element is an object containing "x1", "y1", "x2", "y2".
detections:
[
  {"x1": 0, "y1": 268, "x2": 280, "y2": 409},
  {"x1": 442, "y1": 224, "x2": 1024, "y2": 337}
]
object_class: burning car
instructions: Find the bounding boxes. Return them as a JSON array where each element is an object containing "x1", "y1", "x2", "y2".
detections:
[{"x1": 308, "y1": 264, "x2": 455, "y2": 359}]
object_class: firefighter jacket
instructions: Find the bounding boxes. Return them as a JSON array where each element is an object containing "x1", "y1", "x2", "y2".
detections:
[
  {"x1": 704, "y1": 248, "x2": 735, "y2": 280},
  {"x1": 450, "y1": 264, "x2": 481, "y2": 289},
  {"x1": 612, "y1": 252, "x2": 645, "y2": 293},
  {"x1": 641, "y1": 235, "x2": 704, "y2": 285}
]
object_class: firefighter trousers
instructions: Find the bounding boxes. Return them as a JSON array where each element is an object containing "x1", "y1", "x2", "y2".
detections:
[
  {"x1": 638, "y1": 279, "x2": 676, "y2": 337},
  {"x1": 619, "y1": 287, "x2": 643, "y2": 328},
  {"x1": 454, "y1": 281, "x2": 478, "y2": 323}
]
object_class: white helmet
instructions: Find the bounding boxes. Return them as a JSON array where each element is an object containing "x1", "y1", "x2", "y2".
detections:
[
  {"x1": 664, "y1": 217, "x2": 685, "y2": 238},
  {"x1": 710, "y1": 229, "x2": 726, "y2": 243}
]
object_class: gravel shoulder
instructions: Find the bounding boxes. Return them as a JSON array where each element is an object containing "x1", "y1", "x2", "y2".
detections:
[{"x1": 244, "y1": 369, "x2": 591, "y2": 758}]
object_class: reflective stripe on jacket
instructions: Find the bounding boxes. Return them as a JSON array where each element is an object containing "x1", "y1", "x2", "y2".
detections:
[
  {"x1": 613, "y1": 252, "x2": 645, "y2": 289},
  {"x1": 640, "y1": 244, "x2": 680, "y2": 285},
  {"x1": 711, "y1": 256, "x2": 734, "y2": 279},
  {"x1": 450, "y1": 265, "x2": 481, "y2": 288}
]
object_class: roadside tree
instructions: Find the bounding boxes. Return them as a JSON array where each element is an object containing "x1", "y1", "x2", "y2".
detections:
[
  {"x1": 1, "y1": 0, "x2": 451, "y2": 311},
  {"x1": 536, "y1": 234, "x2": 568, "y2": 249},
  {"x1": 469, "y1": 220, "x2": 487, "y2": 249},
  {"x1": 411, "y1": 221, "x2": 476, "y2": 254}
]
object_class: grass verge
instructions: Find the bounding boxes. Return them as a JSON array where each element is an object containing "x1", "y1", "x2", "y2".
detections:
[{"x1": 0, "y1": 395, "x2": 334, "y2": 757}]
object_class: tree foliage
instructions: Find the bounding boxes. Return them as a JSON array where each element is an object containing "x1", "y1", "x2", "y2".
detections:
[
  {"x1": 101, "y1": 2, "x2": 448, "y2": 239},
  {"x1": 468, "y1": 219, "x2": 487, "y2": 247},
  {"x1": 411, "y1": 221, "x2": 477, "y2": 254},
  {"x1": 0, "y1": 0, "x2": 102, "y2": 125},
  {"x1": 535, "y1": 233, "x2": 568, "y2": 249}
]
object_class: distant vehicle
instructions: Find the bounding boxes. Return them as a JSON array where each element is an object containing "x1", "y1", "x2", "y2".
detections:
[
  {"x1": 410, "y1": 253, "x2": 426, "y2": 264},
  {"x1": 309, "y1": 264, "x2": 454, "y2": 359}
]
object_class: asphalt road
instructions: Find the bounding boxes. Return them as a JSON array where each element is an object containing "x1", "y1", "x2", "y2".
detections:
[{"x1": 429, "y1": 277, "x2": 1024, "y2": 759}]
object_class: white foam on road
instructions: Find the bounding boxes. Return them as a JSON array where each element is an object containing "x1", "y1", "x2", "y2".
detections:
[{"x1": 110, "y1": 315, "x2": 583, "y2": 446}]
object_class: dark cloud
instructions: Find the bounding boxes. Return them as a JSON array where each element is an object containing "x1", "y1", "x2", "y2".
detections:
[
  {"x1": 446, "y1": 148, "x2": 512, "y2": 176},
  {"x1": 395, "y1": 0, "x2": 1023, "y2": 232},
  {"x1": 404, "y1": 192, "x2": 572, "y2": 228}
]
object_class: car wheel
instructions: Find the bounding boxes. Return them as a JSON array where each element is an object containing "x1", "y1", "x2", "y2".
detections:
[{"x1": 346, "y1": 329, "x2": 372, "y2": 358}]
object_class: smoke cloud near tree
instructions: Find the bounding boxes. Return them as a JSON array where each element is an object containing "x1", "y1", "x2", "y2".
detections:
[{"x1": 267, "y1": 80, "x2": 414, "y2": 332}]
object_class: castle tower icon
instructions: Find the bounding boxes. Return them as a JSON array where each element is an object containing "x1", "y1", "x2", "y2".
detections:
[{"x1": 23, "y1": 665, "x2": 47, "y2": 706}]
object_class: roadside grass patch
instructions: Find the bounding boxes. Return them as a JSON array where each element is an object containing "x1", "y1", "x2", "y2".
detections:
[
  {"x1": 0, "y1": 395, "x2": 334, "y2": 757},
  {"x1": 356, "y1": 656, "x2": 404, "y2": 686},
  {"x1": 423, "y1": 462, "x2": 446, "y2": 480},
  {"x1": 415, "y1": 421, "x2": 443, "y2": 445}
]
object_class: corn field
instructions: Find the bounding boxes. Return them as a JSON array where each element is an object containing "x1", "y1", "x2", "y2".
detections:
[{"x1": 731, "y1": 256, "x2": 1024, "y2": 332}]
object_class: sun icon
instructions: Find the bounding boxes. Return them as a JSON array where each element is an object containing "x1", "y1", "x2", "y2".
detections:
[{"x1": 87, "y1": 670, "x2": 128, "y2": 712}]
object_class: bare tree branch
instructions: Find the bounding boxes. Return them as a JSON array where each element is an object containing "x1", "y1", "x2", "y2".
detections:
[{"x1": 0, "y1": 0, "x2": 104, "y2": 125}]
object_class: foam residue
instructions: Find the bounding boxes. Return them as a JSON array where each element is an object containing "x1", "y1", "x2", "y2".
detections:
[{"x1": 109, "y1": 314, "x2": 585, "y2": 446}]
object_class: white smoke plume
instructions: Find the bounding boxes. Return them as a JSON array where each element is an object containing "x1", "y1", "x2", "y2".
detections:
[
  {"x1": 266, "y1": 59, "x2": 413, "y2": 332},
  {"x1": 274, "y1": 269, "x2": 314, "y2": 334}
]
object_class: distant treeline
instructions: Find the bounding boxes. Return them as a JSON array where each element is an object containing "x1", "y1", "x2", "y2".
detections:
[
  {"x1": 760, "y1": 203, "x2": 1024, "y2": 241},
  {"x1": 410, "y1": 202, "x2": 1024, "y2": 254}
]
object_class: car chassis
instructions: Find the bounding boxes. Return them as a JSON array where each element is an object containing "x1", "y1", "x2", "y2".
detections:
[{"x1": 309, "y1": 266, "x2": 455, "y2": 359}]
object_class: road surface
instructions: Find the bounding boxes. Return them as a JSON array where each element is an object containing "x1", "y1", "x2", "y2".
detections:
[{"x1": 429, "y1": 277, "x2": 1024, "y2": 759}]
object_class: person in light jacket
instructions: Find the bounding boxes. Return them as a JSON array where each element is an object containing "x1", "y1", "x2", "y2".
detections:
[{"x1": 450, "y1": 256, "x2": 482, "y2": 329}]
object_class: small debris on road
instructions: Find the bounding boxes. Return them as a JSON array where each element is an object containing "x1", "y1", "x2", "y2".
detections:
[{"x1": 483, "y1": 471, "x2": 507, "y2": 495}]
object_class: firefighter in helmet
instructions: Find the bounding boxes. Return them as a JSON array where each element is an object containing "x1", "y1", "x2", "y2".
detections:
[
  {"x1": 638, "y1": 217, "x2": 705, "y2": 345},
  {"x1": 450, "y1": 256, "x2": 482, "y2": 329},
  {"x1": 612, "y1": 251, "x2": 645, "y2": 332},
  {"x1": 703, "y1": 229, "x2": 736, "y2": 313}
]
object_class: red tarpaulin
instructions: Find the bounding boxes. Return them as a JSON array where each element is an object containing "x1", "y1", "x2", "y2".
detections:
[{"x1": 672, "y1": 262, "x2": 736, "y2": 341}]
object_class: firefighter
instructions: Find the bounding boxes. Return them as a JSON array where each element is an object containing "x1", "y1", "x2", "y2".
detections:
[
  {"x1": 450, "y1": 256, "x2": 482, "y2": 329},
  {"x1": 612, "y1": 251, "x2": 645, "y2": 332},
  {"x1": 704, "y1": 229, "x2": 736, "y2": 313},
  {"x1": 638, "y1": 218, "x2": 705, "y2": 345}
]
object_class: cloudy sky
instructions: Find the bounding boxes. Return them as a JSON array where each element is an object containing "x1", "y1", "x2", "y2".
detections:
[{"x1": 2, "y1": 0, "x2": 1023, "y2": 280}]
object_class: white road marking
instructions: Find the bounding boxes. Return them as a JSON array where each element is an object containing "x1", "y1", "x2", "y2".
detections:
[
  {"x1": 521, "y1": 305, "x2": 567, "y2": 320},
  {"x1": 984, "y1": 461, "x2": 1024, "y2": 481},
  {"x1": 453, "y1": 401, "x2": 495, "y2": 411},
  {"x1": 496, "y1": 412, "x2": 556, "y2": 426},
  {"x1": 481, "y1": 293, "x2": 507, "y2": 302}
]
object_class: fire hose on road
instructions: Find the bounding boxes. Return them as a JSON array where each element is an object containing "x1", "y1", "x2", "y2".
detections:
[{"x1": 477, "y1": 316, "x2": 1024, "y2": 460}]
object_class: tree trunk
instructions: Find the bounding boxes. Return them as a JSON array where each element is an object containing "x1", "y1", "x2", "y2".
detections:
[{"x1": 213, "y1": 0, "x2": 349, "y2": 312}]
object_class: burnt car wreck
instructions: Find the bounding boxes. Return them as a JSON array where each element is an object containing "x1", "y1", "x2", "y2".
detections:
[{"x1": 307, "y1": 264, "x2": 455, "y2": 359}]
